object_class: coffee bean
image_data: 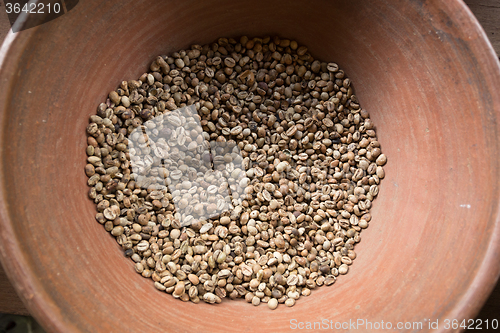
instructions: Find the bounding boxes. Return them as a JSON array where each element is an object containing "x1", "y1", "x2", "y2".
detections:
[{"x1": 268, "y1": 298, "x2": 278, "y2": 310}]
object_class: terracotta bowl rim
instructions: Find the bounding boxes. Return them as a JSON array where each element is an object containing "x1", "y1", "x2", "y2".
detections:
[{"x1": 0, "y1": 1, "x2": 500, "y2": 332}]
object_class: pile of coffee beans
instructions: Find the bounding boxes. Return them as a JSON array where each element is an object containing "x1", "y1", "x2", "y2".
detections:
[{"x1": 85, "y1": 36, "x2": 386, "y2": 309}]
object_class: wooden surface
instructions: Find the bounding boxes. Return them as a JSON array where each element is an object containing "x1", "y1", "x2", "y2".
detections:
[
  {"x1": 0, "y1": 1, "x2": 10, "y2": 40},
  {"x1": 0, "y1": 268, "x2": 28, "y2": 315},
  {"x1": 0, "y1": 0, "x2": 498, "y2": 324},
  {"x1": 465, "y1": 0, "x2": 500, "y2": 55}
]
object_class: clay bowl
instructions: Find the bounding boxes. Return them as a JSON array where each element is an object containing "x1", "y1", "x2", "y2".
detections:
[{"x1": 1, "y1": 0, "x2": 500, "y2": 332}]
